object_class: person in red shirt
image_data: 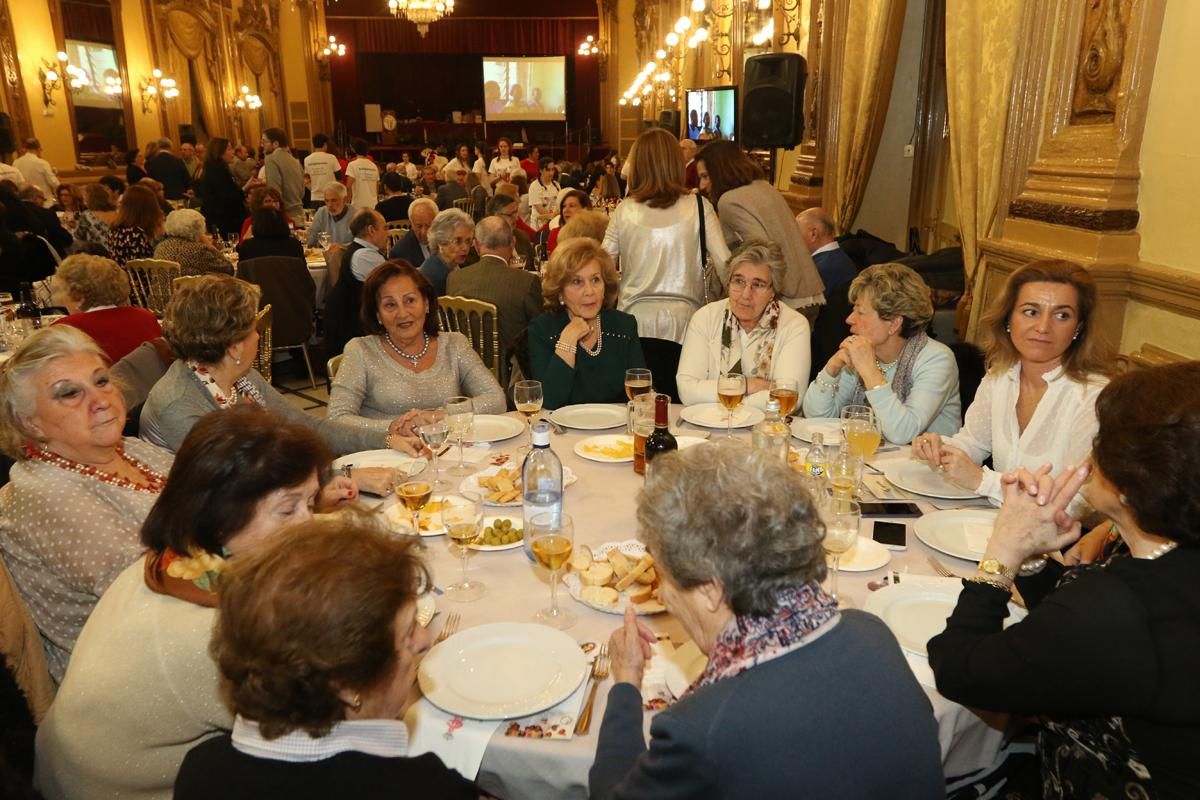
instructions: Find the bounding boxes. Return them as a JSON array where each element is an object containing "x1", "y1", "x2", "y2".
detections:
[
  {"x1": 50, "y1": 254, "x2": 162, "y2": 363},
  {"x1": 520, "y1": 145, "x2": 541, "y2": 180}
]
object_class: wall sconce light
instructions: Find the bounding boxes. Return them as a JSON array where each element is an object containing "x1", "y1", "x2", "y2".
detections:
[
  {"x1": 234, "y1": 85, "x2": 262, "y2": 111},
  {"x1": 576, "y1": 34, "x2": 608, "y2": 79},
  {"x1": 103, "y1": 75, "x2": 123, "y2": 97},
  {"x1": 314, "y1": 34, "x2": 347, "y2": 81},
  {"x1": 37, "y1": 51, "x2": 68, "y2": 110},
  {"x1": 139, "y1": 69, "x2": 178, "y2": 114}
]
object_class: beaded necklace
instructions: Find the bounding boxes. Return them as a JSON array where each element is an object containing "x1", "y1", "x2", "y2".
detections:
[
  {"x1": 24, "y1": 443, "x2": 166, "y2": 494},
  {"x1": 579, "y1": 318, "x2": 603, "y2": 357},
  {"x1": 384, "y1": 331, "x2": 431, "y2": 366}
]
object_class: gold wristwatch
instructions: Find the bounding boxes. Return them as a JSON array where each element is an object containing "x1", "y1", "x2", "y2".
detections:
[{"x1": 977, "y1": 557, "x2": 1017, "y2": 581}]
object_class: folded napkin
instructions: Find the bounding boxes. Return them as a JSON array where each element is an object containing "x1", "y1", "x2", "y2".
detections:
[
  {"x1": 447, "y1": 442, "x2": 493, "y2": 465},
  {"x1": 501, "y1": 676, "x2": 589, "y2": 740},
  {"x1": 640, "y1": 641, "x2": 679, "y2": 711},
  {"x1": 405, "y1": 699, "x2": 501, "y2": 781}
]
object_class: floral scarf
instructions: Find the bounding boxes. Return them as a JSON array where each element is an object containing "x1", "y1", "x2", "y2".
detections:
[
  {"x1": 719, "y1": 299, "x2": 782, "y2": 378},
  {"x1": 685, "y1": 583, "x2": 839, "y2": 696},
  {"x1": 849, "y1": 330, "x2": 930, "y2": 408},
  {"x1": 143, "y1": 547, "x2": 228, "y2": 608},
  {"x1": 188, "y1": 361, "x2": 266, "y2": 408}
]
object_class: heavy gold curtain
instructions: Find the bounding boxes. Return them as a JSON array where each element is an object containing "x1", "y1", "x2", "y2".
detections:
[
  {"x1": 165, "y1": 8, "x2": 223, "y2": 137},
  {"x1": 826, "y1": 0, "x2": 907, "y2": 234},
  {"x1": 945, "y1": 0, "x2": 1027, "y2": 327}
]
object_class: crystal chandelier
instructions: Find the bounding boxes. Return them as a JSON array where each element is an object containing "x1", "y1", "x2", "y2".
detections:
[{"x1": 387, "y1": 0, "x2": 456, "y2": 38}]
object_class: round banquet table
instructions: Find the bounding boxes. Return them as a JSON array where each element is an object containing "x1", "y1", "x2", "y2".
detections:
[{"x1": 379, "y1": 406, "x2": 1008, "y2": 799}]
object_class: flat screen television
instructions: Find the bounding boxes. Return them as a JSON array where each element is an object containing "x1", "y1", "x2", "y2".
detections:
[
  {"x1": 482, "y1": 56, "x2": 567, "y2": 121},
  {"x1": 684, "y1": 86, "x2": 737, "y2": 142}
]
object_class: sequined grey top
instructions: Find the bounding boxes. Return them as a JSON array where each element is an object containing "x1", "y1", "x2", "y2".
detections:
[{"x1": 328, "y1": 332, "x2": 506, "y2": 431}]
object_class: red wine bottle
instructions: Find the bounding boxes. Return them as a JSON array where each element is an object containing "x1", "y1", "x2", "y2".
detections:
[{"x1": 643, "y1": 394, "x2": 677, "y2": 474}]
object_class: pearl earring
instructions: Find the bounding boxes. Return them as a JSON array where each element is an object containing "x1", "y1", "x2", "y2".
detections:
[
  {"x1": 1072, "y1": 328, "x2": 1080, "y2": 341},
  {"x1": 351, "y1": 693, "x2": 362, "y2": 711},
  {"x1": 1005, "y1": 323, "x2": 1011, "y2": 333},
  {"x1": 234, "y1": 357, "x2": 241, "y2": 366}
]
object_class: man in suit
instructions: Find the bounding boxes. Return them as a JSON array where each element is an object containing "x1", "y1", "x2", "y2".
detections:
[
  {"x1": 388, "y1": 197, "x2": 437, "y2": 266},
  {"x1": 436, "y1": 164, "x2": 469, "y2": 211},
  {"x1": 796, "y1": 207, "x2": 857, "y2": 300},
  {"x1": 446, "y1": 216, "x2": 542, "y2": 359},
  {"x1": 145, "y1": 138, "x2": 192, "y2": 200}
]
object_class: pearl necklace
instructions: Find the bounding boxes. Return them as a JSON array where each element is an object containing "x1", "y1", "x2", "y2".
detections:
[
  {"x1": 384, "y1": 331, "x2": 430, "y2": 366},
  {"x1": 579, "y1": 318, "x2": 603, "y2": 357},
  {"x1": 1143, "y1": 540, "x2": 1179, "y2": 560},
  {"x1": 24, "y1": 444, "x2": 166, "y2": 493}
]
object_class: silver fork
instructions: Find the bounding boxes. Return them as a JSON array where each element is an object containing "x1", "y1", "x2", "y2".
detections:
[
  {"x1": 927, "y1": 556, "x2": 959, "y2": 579},
  {"x1": 435, "y1": 611, "x2": 461, "y2": 644},
  {"x1": 574, "y1": 644, "x2": 610, "y2": 735}
]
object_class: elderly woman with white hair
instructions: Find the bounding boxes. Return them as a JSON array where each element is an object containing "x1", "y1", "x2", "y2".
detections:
[
  {"x1": 419, "y1": 208, "x2": 474, "y2": 296},
  {"x1": 803, "y1": 262, "x2": 961, "y2": 445},
  {"x1": 50, "y1": 254, "x2": 162, "y2": 363},
  {"x1": 0, "y1": 325, "x2": 174, "y2": 682},
  {"x1": 152, "y1": 209, "x2": 233, "y2": 277},
  {"x1": 676, "y1": 240, "x2": 812, "y2": 410},
  {"x1": 306, "y1": 182, "x2": 354, "y2": 247},
  {"x1": 590, "y1": 444, "x2": 944, "y2": 798}
]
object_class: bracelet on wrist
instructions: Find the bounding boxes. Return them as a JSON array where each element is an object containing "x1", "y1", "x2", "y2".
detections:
[
  {"x1": 867, "y1": 378, "x2": 889, "y2": 392},
  {"x1": 816, "y1": 371, "x2": 838, "y2": 390},
  {"x1": 967, "y1": 575, "x2": 1012, "y2": 593},
  {"x1": 1019, "y1": 555, "x2": 1049, "y2": 576},
  {"x1": 555, "y1": 340, "x2": 577, "y2": 356}
]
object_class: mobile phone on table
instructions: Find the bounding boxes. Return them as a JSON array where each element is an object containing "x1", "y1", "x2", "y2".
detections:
[
  {"x1": 871, "y1": 520, "x2": 908, "y2": 551},
  {"x1": 859, "y1": 501, "x2": 922, "y2": 518}
]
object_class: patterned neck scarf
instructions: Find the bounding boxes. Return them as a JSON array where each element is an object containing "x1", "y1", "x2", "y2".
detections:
[
  {"x1": 188, "y1": 361, "x2": 266, "y2": 409},
  {"x1": 720, "y1": 299, "x2": 782, "y2": 378},
  {"x1": 849, "y1": 330, "x2": 930, "y2": 408},
  {"x1": 685, "y1": 583, "x2": 839, "y2": 696}
]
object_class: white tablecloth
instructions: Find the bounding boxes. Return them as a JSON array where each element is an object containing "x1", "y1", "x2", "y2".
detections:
[{"x1": 382, "y1": 408, "x2": 1006, "y2": 798}]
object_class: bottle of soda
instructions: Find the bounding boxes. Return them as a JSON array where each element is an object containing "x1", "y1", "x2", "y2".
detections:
[
  {"x1": 752, "y1": 398, "x2": 790, "y2": 463},
  {"x1": 521, "y1": 420, "x2": 562, "y2": 561},
  {"x1": 804, "y1": 432, "x2": 829, "y2": 482},
  {"x1": 643, "y1": 394, "x2": 678, "y2": 475}
]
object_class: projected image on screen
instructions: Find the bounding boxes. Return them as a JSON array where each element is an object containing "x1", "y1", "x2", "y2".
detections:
[
  {"x1": 482, "y1": 57, "x2": 566, "y2": 121},
  {"x1": 64, "y1": 40, "x2": 122, "y2": 110},
  {"x1": 685, "y1": 87, "x2": 736, "y2": 142}
]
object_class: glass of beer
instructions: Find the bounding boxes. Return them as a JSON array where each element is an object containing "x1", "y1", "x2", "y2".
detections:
[
  {"x1": 717, "y1": 373, "x2": 746, "y2": 439},
  {"x1": 629, "y1": 393, "x2": 656, "y2": 475},
  {"x1": 441, "y1": 492, "x2": 485, "y2": 602},
  {"x1": 769, "y1": 378, "x2": 800, "y2": 418},
  {"x1": 624, "y1": 368, "x2": 653, "y2": 401},
  {"x1": 531, "y1": 512, "x2": 576, "y2": 629},
  {"x1": 841, "y1": 405, "x2": 882, "y2": 459}
]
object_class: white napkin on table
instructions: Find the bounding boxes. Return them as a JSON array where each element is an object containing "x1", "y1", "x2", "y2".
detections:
[{"x1": 405, "y1": 698, "x2": 501, "y2": 781}]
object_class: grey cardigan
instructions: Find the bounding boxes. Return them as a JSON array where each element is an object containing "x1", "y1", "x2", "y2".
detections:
[{"x1": 139, "y1": 360, "x2": 382, "y2": 454}]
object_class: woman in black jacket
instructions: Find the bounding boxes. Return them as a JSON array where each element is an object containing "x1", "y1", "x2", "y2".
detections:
[{"x1": 195, "y1": 138, "x2": 248, "y2": 237}]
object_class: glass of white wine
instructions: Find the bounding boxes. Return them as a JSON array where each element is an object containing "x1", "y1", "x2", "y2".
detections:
[
  {"x1": 717, "y1": 372, "x2": 746, "y2": 439},
  {"x1": 841, "y1": 405, "x2": 882, "y2": 460},
  {"x1": 513, "y1": 379, "x2": 544, "y2": 451},
  {"x1": 531, "y1": 512, "x2": 576, "y2": 630},
  {"x1": 396, "y1": 480, "x2": 433, "y2": 539},
  {"x1": 417, "y1": 409, "x2": 450, "y2": 490},
  {"x1": 445, "y1": 396, "x2": 475, "y2": 476},
  {"x1": 823, "y1": 500, "x2": 860, "y2": 606},
  {"x1": 441, "y1": 492, "x2": 485, "y2": 602}
]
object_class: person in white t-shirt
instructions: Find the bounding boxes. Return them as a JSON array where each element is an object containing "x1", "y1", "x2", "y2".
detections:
[
  {"x1": 399, "y1": 152, "x2": 420, "y2": 181},
  {"x1": 527, "y1": 158, "x2": 560, "y2": 230},
  {"x1": 472, "y1": 140, "x2": 491, "y2": 188},
  {"x1": 488, "y1": 138, "x2": 521, "y2": 184},
  {"x1": 440, "y1": 143, "x2": 473, "y2": 183},
  {"x1": 303, "y1": 133, "x2": 344, "y2": 206},
  {"x1": 345, "y1": 138, "x2": 380, "y2": 210}
]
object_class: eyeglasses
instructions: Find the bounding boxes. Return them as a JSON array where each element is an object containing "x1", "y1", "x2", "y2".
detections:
[{"x1": 729, "y1": 276, "x2": 772, "y2": 294}]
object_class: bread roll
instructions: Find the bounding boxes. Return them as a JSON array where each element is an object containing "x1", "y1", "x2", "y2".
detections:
[
  {"x1": 607, "y1": 550, "x2": 632, "y2": 579},
  {"x1": 580, "y1": 563, "x2": 614, "y2": 587},
  {"x1": 570, "y1": 544, "x2": 594, "y2": 572},
  {"x1": 635, "y1": 567, "x2": 656, "y2": 585},
  {"x1": 614, "y1": 555, "x2": 654, "y2": 591},
  {"x1": 582, "y1": 585, "x2": 619, "y2": 608},
  {"x1": 625, "y1": 582, "x2": 654, "y2": 604}
]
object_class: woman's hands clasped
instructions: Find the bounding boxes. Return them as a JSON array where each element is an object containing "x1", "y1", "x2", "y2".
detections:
[{"x1": 986, "y1": 462, "x2": 1092, "y2": 568}]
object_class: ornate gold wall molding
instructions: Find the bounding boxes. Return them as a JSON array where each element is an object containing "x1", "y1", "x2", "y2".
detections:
[{"x1": 0, "y1": 0, "x2": 33, "y2": 147}]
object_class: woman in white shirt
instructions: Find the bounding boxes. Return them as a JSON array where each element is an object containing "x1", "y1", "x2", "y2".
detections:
[
  {"x1": 471, "y1": 140, "x2": 491, "y2": 191},
  {"x1": 803, "y1": 263, "x2": 960, "y2": 444},
  {"x1": 677, "y1": 240, "x2": 811, "y2": 409},
  {"x1": 602, "y1": 127, "x2": 731, "y2": 345},
  {"x1": 528, "y1": 158, "x2": 561, "y2": 229},
  {"x1": 913, "y1": 260, "x2": 1112, "y2": 504},
  {"x1": 488, "y1": 137, "x2": 521, "y2": 184}
]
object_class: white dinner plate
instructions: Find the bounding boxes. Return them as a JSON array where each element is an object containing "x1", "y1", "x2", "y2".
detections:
[
  {"x1": 574, "y1": 434, "x2": 635, "y2": 463},
  {"x1": 416, "y1": 593, "x2": 435, "y2": 627},
  {"x1": 790, "y1": 417, "x2": 844, "y2": 443},
  {"x1": 913, "y1": 508, "x2": 1000, "y2": 562},
  {"x1": 675, "y1": 436, "x2": 708, "y2": 451},
  {"x1": 469, "y1": 415, "x2": 526, "y2": 443},
  {"x1": 830, "y1": 536, "x2": 891, "y2": 572},
  {"x1": 678, "y1": 403, "x2": 764, "y2": 430},
  {"x1": 460, "y1": 464, "x2": 578, "y2": 507},
  {"x1": 563, "y1": 540, "x2": 666, "y2": 616},
  {"x1": 882, "y1": 460, "x2": 982, "y2": 501},
  {"x1": 863, "y1": 577, "x2": 1025, "y2": 657},
  {"x1": 331, "y1": 449, "x2": 425, "y2": 480},
  {"x1": 418, "y1": 622, "x2": 588, "y2": 720},
  {"x1": 468, "y1": 515, "x2": 526, "y2": 551},
  {"x1": 550, "y1": 404, "x2": 628, "y2": 430},
  {"x1": 381, "y1": 496, "x2": 448, "y2": 537}
]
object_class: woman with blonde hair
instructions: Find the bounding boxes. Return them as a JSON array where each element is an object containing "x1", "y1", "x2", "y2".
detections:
[
  {"x1": 913, "y1": 259, "x2": 1111, "y2": 503},
  {"x1": 803, "y1": 262, "x2": 960, "y2": 444},
  {"x1": 50, "y1": 254, "x2": 162, "y2": 362},
  {"x1": 529, "y1": 237, "x2": 645, "y2": 409},
  {"x1": 602, "y1": 128, "x2": 730, "y2": 370}
]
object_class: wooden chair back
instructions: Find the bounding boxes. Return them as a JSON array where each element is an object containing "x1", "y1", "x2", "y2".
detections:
[
  {"x1": 437, "y1": 295, "x2": 502, "y2": 384},
  {"x1": 124, "y1": 258, "x2": 182, "y2": 316},
  {"x1": 252, "y1": 304, "x2": 273, "y2": 383}
]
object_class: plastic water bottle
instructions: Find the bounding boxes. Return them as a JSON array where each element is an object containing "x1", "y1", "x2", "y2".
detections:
[
  {"x1": 751, "y1": 399, "x2": 790, "y2": 463},
  {"x1": 804, "y1": 432, "x2": 829, "y2": 483},
  {"x1": 522, "y1": 420, "x2": 562, "y2": 561}
]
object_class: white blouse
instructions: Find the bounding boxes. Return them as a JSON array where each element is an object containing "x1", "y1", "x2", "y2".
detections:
[
  {"x1": 488, "y1": 156, "x2": 521, "y2": 181},
  {"x1": 527, "y1": 178, "x2": 560, "y2": 229},
  {"x1": 944, "y1": 363, "x2": 1108, "y2": 504},
  {"x1": 676, "y1": 300, "x2": 812, "y2": 409}
]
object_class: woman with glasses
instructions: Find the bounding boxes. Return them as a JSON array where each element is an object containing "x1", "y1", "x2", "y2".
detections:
[{"x1": 676, "y1": 240, "x2": 811, "y2": 409}]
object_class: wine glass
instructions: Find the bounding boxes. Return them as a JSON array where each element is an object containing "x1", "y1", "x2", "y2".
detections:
[
  {"x1": 417, "y1": 411, "x2": 450, "y2": 490},
  {"x1": 624, "y1": 368, "x2": 653, "y2": 402},
  {"x1": 395, "y1": 479, "x2": 433, "y2": 538},
  {"x1": 823, "y1": 500, "x2": 860, "y2": 605},
  {"x1": 513, "y1": 380, "x2": 543, "y2": 450},
  {"x1": 441, "y1": 492, "x2": 485, "y2": 602},
  {"x1": 445, "y1": 396, "x2": 475, "y2": 475},
  {"x1": 530, "y1": 512, "x2": 575, "y2": 629},
  {"x1": 769, "y1": 378, "x2": 800, "y2": 418},
  {"x1": 841, "y1": 405, "x2": 882, "y2": 460},
  {"x1": 317, "y1": 231, "x2": 332, "y2": 249},
  {"x1": 717, "y1": 372, "x2": 746, "y2": 439}
]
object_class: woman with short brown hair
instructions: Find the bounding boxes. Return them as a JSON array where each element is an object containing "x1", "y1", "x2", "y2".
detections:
[{"x1": 106, "y1": 184, "x2": 163, "y2": 265}]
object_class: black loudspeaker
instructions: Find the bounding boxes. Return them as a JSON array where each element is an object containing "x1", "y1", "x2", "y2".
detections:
[
  {"x1": 742, "y1": 53, "x2": 807, "y2": 148},
  {"x1": 177, "y1": 124, "x2": 197, "y2": 146},
  {"x1": 0, "y1": 113, "x2": 13, "y2": 154},
  {"x1": 658, "y1": 109, "x2": 681, "y2": 137}
]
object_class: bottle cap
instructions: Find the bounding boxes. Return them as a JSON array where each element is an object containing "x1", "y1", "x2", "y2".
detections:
[
  {"x1": 765, "y1": 399, "x2": 780, "y2": 414},
  {"x1": 531, "y1": 420, "x2": 551, "y2": 446}
]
